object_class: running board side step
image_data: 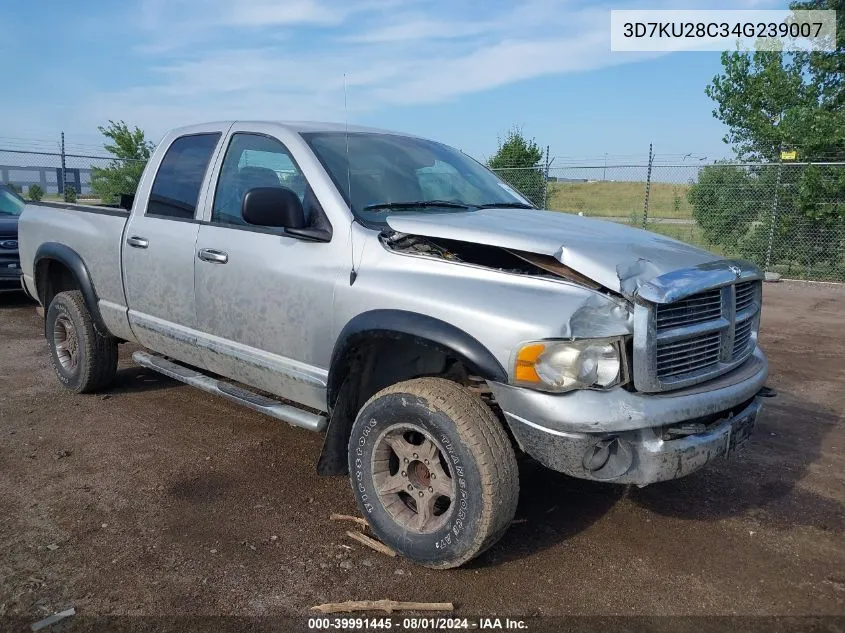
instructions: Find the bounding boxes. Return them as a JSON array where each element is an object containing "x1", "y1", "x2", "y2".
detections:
[{"x1": 132, "y1": 351, "x2": 327, "y2": 432}]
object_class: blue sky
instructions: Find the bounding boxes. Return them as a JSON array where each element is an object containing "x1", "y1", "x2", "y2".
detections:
[{"x1": 0, "y1": 0, "x2": 786, "y2": 162}]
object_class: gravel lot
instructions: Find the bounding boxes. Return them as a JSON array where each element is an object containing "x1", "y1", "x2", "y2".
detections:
[{"x1": 1, "y1": 282, "x2": 843, "y2": 626}]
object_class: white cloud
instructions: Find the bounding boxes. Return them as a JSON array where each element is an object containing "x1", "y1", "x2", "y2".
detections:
[
  {"x1": 344, "y1": 14, "x2": 496, "y2": 44},
  {"x1": 226, "y1": 0, "x2": 345, "y2": 26},
  {"x1": 77, "y1": 0, "x2": 660, "y2": 136}
]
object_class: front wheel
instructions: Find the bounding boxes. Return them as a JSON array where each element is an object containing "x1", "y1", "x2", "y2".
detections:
[{"x1": 348, "y1": 377, "x2": 519, "y2": 568}]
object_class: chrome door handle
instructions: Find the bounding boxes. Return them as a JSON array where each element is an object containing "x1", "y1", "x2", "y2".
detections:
[
  {"x1": 126, "y1": 236, "x2": 149, "y2": 249},
  {"x1": 197, "y1": 248, "x2": 229, "y2": 264}
]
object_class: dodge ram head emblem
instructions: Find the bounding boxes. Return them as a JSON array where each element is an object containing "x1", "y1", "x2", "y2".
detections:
[{"x1": 729, "y1": 265, "x2": 742, "y2": 277}]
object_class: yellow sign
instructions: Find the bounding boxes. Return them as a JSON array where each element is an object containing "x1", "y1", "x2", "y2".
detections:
[{"x1": 781, "y1": 150, "x2": 798, "y2": 161}]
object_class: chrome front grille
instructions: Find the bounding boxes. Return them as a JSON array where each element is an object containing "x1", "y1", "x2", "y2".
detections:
[
  {"x1": 634, "y1": 277, "x2": 762, "y2": 392},
  {"x1": 655, "y1": 289, "x2": 722, "y2": 329},
  {"x1": 735, "y1": 281, "x2": 756, "y2": 313},
  {"x1": 733, "y1": 319, "x2": 753, "y2": 356},
  {"x1": 656, "y1": 331, "x2": 721, "y2": 378}
]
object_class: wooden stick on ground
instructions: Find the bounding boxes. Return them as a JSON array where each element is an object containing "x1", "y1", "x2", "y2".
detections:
[
  {"x1": 329, "y1": 513, "x2": 370, "y2": 530},
  {"x1": 345, "y1": 530, "x2": 396, "y2": 557},
  {"x1": 311, "y1": 599, "x2": 454, "y2": 614}
]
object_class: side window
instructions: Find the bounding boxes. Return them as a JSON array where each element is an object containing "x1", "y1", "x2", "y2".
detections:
[
  {"x1": 146, "y1": 133, "x2": 220, "y2": 219},
  {"x1": 212, "y1": 133, "x2": 306, "y2": 227}
]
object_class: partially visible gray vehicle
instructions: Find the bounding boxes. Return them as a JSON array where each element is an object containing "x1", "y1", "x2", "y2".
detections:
[
  {"x1": 0, "y1": 184, "x2": 25, "y2": 292},
  {"x1": 18, "y1": 121, "x2": 770, "y2": 568}
]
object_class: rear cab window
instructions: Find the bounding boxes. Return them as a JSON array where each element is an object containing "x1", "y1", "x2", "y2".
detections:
[{"x1": 146, "y1": 133, "x2": 221, "y2": 219}]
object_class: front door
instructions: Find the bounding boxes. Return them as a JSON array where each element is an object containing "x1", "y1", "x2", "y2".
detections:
[
  {"x1": 193, "y1": 130, "x2": 341, "y2": 411},
  {"x1": 123, "y1": 129, "x2": 223, "y2": 367}
]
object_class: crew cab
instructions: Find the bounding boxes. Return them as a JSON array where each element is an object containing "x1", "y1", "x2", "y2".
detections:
[{"x1": 18, "y1": 121, "x2": 770, "y2": 568}]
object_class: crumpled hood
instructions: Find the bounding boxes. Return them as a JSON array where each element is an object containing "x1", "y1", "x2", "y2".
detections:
[{"x1": 386, "y1": 208, "x2": 721, "y2": 298}]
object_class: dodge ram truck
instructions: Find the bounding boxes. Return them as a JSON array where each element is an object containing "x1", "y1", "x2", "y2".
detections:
[{"x1": 18, "y1": 121, "x2": 770, "y2": 568}]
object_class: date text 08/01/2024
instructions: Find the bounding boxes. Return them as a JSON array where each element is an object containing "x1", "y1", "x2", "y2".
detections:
[{"x1": 307, "y1": 616, "x2": 528, "y2": 629}]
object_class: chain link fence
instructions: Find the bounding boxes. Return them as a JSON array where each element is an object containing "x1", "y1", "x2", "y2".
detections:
[
  {"x1": 2, "y1": 147, "x2": 843, "y2": 281},
  {"x1": 493, "y1": 162, "x2": 845, "y2": 282},
  {"x1": 0, "y1": 148, "x2": 144, "y2": 200}
]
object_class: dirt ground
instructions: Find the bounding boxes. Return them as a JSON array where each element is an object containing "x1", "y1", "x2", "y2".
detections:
[{"x1": 1, "y1": 282, "x2": 843, "y2": 626}]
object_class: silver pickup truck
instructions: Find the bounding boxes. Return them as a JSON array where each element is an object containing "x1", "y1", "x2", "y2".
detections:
[{"x1": 19, "y1": 121, "x2": 770, "y2": 568}]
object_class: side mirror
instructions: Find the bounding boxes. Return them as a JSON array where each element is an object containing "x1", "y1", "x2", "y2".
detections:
[{"x1": 242, "y1": 187, "x2": 306, "y2": 229}]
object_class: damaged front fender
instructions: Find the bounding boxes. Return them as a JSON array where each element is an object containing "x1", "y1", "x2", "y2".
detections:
[
  {"x1": 567, "y1": 292, "x2": 633, "y2": 339},
  {"x1": 381, "y1": 232, "x2": 634, "y2": 340}
]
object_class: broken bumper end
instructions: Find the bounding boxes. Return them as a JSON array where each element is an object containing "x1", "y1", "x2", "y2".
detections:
[{"x1": 505, "y1": 397, "x2": 763, "y2": 486}]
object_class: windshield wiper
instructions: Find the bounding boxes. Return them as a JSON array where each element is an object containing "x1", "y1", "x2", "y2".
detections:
[
  {"x1": 474, "y1": 202, "x2": 535, "y2": 209},
  {"x1": 362, "y1": 200, "x2": 471, "y2": 212}
]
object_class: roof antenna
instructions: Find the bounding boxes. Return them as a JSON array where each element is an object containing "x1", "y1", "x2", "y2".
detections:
[{"x1": 345, "y1": 73, "x2": 358, "y2": 286}]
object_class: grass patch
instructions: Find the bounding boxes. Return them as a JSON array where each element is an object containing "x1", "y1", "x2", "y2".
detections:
[
  {"x1": 547, "y1": 181, "x2": 693, "y2": 219},
  {"x1": 641, "y1": 220, "x2": 717, "y2": 251}
]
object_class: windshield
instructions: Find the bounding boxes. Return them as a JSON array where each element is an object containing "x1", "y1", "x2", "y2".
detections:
[
  {"x1": 0, "y1": 187, "x2": 25, "y2": 216},
  {"x1": 301, "y1": 132, "x2": 533, "y2": 225}
]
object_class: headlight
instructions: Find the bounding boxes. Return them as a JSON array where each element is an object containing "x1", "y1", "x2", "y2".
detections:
[{"x1": 513, "y1": 339, "x2": 625, "y2": 392}]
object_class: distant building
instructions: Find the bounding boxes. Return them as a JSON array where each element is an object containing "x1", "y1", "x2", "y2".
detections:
[{"x1": 0, "y1": 166, "x2": 90, "y2": 195}]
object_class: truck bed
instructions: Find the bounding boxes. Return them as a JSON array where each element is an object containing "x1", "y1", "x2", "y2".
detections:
[
  {"x1": 31, "y1": 200, "x2": 130, "y2": 215},
  {"x1": 18, "y1": 200, "x2": 131, "y2": 339}
]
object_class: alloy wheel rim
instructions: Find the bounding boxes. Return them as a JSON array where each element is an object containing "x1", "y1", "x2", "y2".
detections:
[
  {"x1": 371, "y1": 423, "x2": 456, "y2": 534},
  {"x1": 53, "y1": 315, "x2": 79, "y2": 371}
]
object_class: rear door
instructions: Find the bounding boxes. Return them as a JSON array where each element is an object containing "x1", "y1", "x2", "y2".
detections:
[{"x1": 123, "y1": 127, "x2": 225, "y2": 366}]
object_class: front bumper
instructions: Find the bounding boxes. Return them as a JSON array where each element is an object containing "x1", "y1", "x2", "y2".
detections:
[
  {"x1": 0, "y1": 259, "x2": 22, "y2": 292},
  {"x1": 0, "y1": 271, "x2": 21, "y2": 292},
  {"x1": 506, "y1": 397, "x2": 762, "y2": 485},
  {"x1": 489, "y1": 348, "x2": 768, "y2": 486}
]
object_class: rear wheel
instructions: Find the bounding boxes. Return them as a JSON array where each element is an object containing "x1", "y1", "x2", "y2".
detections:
[
  {"x1": 348, "y1": 377, "x2": 519, "y2": 568},
  {"x1": 45, "y1": 290, "x2": 118, "y2": 393}
]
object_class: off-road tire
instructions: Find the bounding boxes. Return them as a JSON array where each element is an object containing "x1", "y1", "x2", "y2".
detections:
[
  {"x1": 45, "y1": 290, "x2": 118, "y2": 393},
  {"x1": 348, "y1": 377, "x2": 519, "y2": 568}
]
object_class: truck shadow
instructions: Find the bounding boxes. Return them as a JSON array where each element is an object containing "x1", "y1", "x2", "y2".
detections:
[
  {"x1": 471, "y1": 458, "x2": 625, "y2": 567},
  {"x1": 473, "y1": 390, "x2": 841, "y2": 567},
  {"x1": 108, "y1": 365, "x2": 181, "y2": 395},
  {"x1": 0, "y1": 292, "x2": 36, "y2": 308},
  {"x1": 629, "y1": 391, "x2": 843, "y2": 534}
]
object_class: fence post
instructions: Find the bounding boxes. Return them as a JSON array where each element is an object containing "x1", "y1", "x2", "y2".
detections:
[
  {"x1": 542, "y1": 145, "x2": 551, "y2": 209},
  {"x1": 764, "y1": 155, "x2": 783, "y2": 271},
  {"x1": 642, "y1": 143, "x2": 653, "y2": 228},
  {"x1": 60, "y1": 131, "x2": 67, "y2": 197}
]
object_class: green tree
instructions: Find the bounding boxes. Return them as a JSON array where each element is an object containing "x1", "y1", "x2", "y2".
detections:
[
  {"x1": 791, "y1": 0, "x2": 845, "y2": 150},
  {"x1": 705, "y1": 0, "x2": 844, "y2": 162},
  {"x1": 688, "y1": 164, "x2": 762, "y2": 251},
  {"x1": 487, "y1": 127, "x2": 545, "y2": 207},
  {"x1": 704, "y1": 0, "x2": 845, "y2": 273},
  {"x1": 91, "y1": 120, "x2": 154, "y2": 203},
  {"x1": 28, "y1": 184, "x2": 43, "y2": 201}
]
